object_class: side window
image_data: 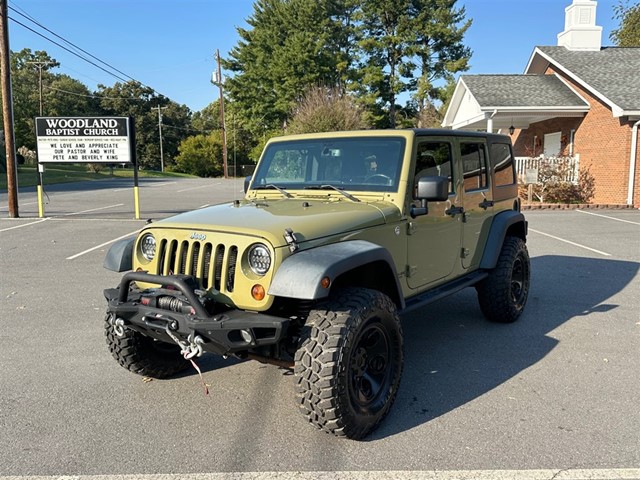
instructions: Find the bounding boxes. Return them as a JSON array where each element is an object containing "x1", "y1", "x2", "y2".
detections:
[
  {"x1": 490, "y1": 143, "x2": 516, "y2": 187},
  {"x1": 461, "y1": 142, "x2": 488, "y2": 191},
  {"x1": 414, "y1": 141, "x2": 454, "y2": 197}
]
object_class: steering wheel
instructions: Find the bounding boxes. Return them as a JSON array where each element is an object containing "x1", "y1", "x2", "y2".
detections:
[{"x1": 365, "y1": 174, "x2": 393, "y2": 186}]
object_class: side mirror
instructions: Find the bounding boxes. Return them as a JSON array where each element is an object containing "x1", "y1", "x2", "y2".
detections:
[
  {"x1": 411, "y1": 175, "x2": 450, "y2": 218},
  {"x1": 243, "y1": 175, "x2": 252, "y2": 194}
]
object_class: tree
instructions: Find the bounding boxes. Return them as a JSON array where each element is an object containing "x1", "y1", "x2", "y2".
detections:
[
  {"x1": 358, "y1": 0, "x2": 413, "y2": 128},
  {"x1": 191, "y1": 100, "x2": 221, "y2": 134},
  {"x1": 223, "y1": 0, "x2": 345, "y2": 135},
  {"x1": 406, "y1": 0, "x2": 471, "y2": 126},
  {"x1": 45, "y1": 74, "x2": 96, "y2": 117},
  {"x1": 2, "y1": 49, "x2": 59, "y2": 149},
  {"x1": 357, "y1": 0, "x2": 471, "y2": 128},
  {"x1": 97, "y1": 81, "x2": 191, "y2": 170},
  {"x1": 611, "y1": 0, "x2": 640, "y2": 46},
  {"x1": 174, "y1": 132, "x2": 223, "y2": 177},
  {"x1": 288, "y1": 85, "x2": 369, "y2": 134}
]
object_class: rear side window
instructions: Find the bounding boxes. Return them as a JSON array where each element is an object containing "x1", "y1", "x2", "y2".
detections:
[
  {"x1": 490, "y1": 143, "x2": 516, "y2": 187},
  {"x1": 461, "y1": 142, "x2": 488, "y2": 191}
]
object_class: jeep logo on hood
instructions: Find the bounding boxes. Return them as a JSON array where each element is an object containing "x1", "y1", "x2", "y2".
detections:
[{"x1": 190, "y1": 232, "x2": 207, "y2": 241}]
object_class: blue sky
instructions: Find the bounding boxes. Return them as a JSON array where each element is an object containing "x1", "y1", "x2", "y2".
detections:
[{"x1": 7, "y1": 0, "x2": 620, "y2": 113}]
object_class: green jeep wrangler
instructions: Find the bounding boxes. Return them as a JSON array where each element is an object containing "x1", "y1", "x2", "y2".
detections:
[{"x1": 104, "y1": 129, "x2": 529, "y2": 439}]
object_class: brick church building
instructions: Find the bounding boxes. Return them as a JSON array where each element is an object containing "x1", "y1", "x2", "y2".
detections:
[{"x1": 443, "y1": 0, "x2": 640, "y2": 206}]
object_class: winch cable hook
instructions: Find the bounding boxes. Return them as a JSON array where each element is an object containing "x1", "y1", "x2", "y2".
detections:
[{"x1": 164, "y1": 324, "x2": 209, "y2": 396}]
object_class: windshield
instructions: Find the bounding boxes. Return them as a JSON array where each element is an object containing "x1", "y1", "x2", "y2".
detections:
[{"x1": 251, "y1": 137, "x2": 406, "y2": 193}]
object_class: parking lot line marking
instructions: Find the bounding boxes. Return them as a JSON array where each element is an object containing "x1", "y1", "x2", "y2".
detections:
[
  {"x1": 62, "y1": 203, "x2": 124, "y2": 216},
  {"x1": 1, "y1": 469, "x2": 640, "y2": 480},
  {"x1": 0, "y1": 201, "x2": 38, "y2": 210},
  {"x1": 177, "y1": 182, "x2": 220, "y2": 193},
  {"x1": 576, "y1": 209, "x2": 640, "y2": 225},
  {"x1": 146, "y1": 181, "x2": 177, "y2": 188},
  {"x1": 66, "y1": 228, "x2": 141, "y2": 260},
  {"x1": 529, "y1": 228, "x2": 612, "y2": 257},
  {"x1": 0, "y1": 218, "x2": 49, "y2": 232}
]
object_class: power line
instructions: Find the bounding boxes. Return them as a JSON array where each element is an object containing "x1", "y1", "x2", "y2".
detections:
[
  {"x1": 8, "y1": 15, "x2": 131, "y2": 84},
  {"x1": 7, "y1": 3, "x2": 170, "y2": 100},
  {"x1": 8, "y1": 5, "x2": 139, "y2": 85},
  {"x1": 44, "y1": 85, "x2": 152, "y2": 102}
]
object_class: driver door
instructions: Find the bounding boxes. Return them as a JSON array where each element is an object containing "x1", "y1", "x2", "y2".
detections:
[{"x1": 407, "y1": 138, "x2": 463, "y2": 290}]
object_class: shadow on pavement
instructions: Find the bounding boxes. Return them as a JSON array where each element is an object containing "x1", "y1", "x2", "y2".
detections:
[{"x1": 370, "y1": 254, "x2": 639, "y2": 440}]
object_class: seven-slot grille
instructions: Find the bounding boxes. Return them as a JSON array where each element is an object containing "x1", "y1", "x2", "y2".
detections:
[{"x1": 156, "y1": 238, "x2": 238, "y2": 292}]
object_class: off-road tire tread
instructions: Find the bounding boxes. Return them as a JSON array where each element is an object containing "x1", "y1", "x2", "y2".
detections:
[
  {"x1": 294, "y1": 288, "x2": 403, "y2": 439},
  {"x1": 476, "y1": 236, "x2": 530, "y2": 323},
  {"x1": 104, "y1": 315, "x2": 188, "y2": 378}
]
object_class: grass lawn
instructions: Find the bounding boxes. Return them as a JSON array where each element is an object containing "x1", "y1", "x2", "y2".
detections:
[{"x1": 0, "y1": 164, "x2": 195, "y2": 190}]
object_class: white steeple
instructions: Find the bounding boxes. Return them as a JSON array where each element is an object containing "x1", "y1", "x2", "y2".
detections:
[{"x1": 557, "y1": 0, "x2": 603, "y2": 51}]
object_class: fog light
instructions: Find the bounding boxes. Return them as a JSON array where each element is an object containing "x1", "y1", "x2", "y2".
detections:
[{"x1": 252, "y1": 284, "x2": 266, "y2": 301}]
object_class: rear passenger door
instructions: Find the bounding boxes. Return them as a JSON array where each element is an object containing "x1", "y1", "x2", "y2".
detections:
[{"x1": 459, "y1": 140, "x2": 493, "y2": 270}]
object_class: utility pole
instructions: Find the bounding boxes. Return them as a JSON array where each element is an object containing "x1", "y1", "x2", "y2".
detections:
[
  {"x1": 156, "y1": 105, "x2": 168, "y2": 172},
  {"x1": 0, "y1": 0, "x2": 19, "y2": 217},
  {"x1": 26, "y1": 61, "x2": 54, "y2": 115},
  {"x1": 214, "y1": 49, "x2": 228, "y2": 178}
]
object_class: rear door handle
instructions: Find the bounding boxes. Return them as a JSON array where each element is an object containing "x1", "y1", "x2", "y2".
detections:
[
  {"x1": 445, "y1": 206, "x2": 465, "y2": 217},
  {"x1": 479, "y1": 199, "x2": 494, "y2": 210}
]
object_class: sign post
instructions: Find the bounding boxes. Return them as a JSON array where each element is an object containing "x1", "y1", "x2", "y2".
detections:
[{"x1": 34, "y1": 116, "x2": 135, "y2": 218}]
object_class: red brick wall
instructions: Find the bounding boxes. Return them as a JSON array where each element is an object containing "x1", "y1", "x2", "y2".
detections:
[{"x1": 512, "y1": 67, "x2": 636, "y2": 205}]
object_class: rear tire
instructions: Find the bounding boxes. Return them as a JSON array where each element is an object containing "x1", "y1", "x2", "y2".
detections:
[
  {"x1": 476, "y1": 236, "x2": 530, "y2": 323},
  {"x1": 294, "y1": 288, "x2": 403, "y2": 439},
  {"x1": 104, "y1": 314, "x2": 188, "y2": 378}
]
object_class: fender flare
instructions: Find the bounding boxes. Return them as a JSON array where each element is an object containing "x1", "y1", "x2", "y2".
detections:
[
  {"x1": 479, "y1": 210, "x2": 528, "y2": 269},
  {"x1": 268, "y1": 240, "x2": 404, "y2": 307},
  {"x1": 104, "y1": 237, "x2": 135, "y2": 272}
]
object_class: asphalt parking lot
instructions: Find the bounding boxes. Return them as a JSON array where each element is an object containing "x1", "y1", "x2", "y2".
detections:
[{"x1": 1, "y1": 177, "x2": 639, "y2": 479}]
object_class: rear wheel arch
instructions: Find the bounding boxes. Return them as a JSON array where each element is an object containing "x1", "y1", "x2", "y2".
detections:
[{"x1": 479, "y1": 211, "x2": 528, "y2": 270}]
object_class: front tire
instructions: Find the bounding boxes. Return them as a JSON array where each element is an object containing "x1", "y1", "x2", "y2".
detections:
[
  {"x1": 104, "y1": 314, "x2": 188, "y2": 378},
  {"x1": 294, "y1": 288, "x2": 403, "y2": 439},
  {"x1": 476, "y1": 236, "x2": 530, "y2": 323}
]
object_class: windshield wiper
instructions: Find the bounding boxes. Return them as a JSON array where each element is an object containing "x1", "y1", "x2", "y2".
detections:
[
  {"x1": 253, "y1": 184, "x2": 293, "y2": 198},
  {"x1": 304, "y1": 184, "x2": 360, "y2": 202}
]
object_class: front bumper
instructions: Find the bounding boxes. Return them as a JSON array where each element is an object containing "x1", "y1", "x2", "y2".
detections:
[{"x1": 104, "y1": 272, "x2": 289, "y2": 356}]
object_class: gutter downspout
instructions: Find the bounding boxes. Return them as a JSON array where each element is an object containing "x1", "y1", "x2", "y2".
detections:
[{"x1": 627, "y1": 120, "x2": 640, "y2": 207}]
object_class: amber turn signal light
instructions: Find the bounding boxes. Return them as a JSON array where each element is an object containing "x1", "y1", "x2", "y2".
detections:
[
  {"x1": 321, "y1": 276, "x2": 331, "y2": 289},
  {"x1": 251, "y1": 284, "x2": 266, "y2": 301}
]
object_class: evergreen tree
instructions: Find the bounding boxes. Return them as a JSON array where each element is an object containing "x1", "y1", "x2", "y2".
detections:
[
  {"x1": 406, "y1": 0, "x2": 471, "y2": 126},
  {"x1": 222, "y1": 0, "x2": 344, "y2": 135}
]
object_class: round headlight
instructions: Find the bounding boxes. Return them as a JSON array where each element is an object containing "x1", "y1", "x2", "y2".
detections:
[
  {"x1": 248, "y1": 243, "x2": 271, "y2": 275},
  {"x1": 140, "y1": 233, "x2": 156, "y2": 261}
]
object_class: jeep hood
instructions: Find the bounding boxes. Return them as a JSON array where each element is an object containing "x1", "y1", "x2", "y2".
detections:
[{"x1": 148, "y1": 199, "x2": 401, "y2": 248}]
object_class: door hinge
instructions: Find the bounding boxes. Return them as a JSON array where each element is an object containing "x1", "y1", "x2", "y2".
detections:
[
  {"x1": 406, "y1": 265, "x2": 417, "y2": 278},
  {"x1": 460, "y1": 248, "x2": 470, "y2": 259},
  {"x1": 407, "y1": 222, "x2": 417, "y2": 235}
]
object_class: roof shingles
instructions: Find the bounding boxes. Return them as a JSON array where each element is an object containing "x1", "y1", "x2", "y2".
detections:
[
  {"x1": 536, "y1": 46, "x2": 640, "y2": 111},
  {"x1": 462, "y1": 74, "x2": 588, "y2": 108}
]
